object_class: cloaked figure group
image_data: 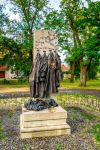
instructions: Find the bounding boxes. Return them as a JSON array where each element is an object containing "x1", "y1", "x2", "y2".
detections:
[{"x1": 29, "y1": 50, "x2": 62, "y2": 99}]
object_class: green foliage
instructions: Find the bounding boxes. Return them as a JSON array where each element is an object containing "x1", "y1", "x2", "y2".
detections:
[
  {"x1": 9, "y1": 0, "x2": 49, "y2": 60},
  {"x1": 0, "y1": 0, "x2": 50, "y2": 78},
  {"x1": 44, "y1": 1, "x2": 100, "y2": 86},
  {"x1": 55, "y1": 143, "x2": 64, "y2": 150},
  {"x1": 0, "y1": 0, "x2": 100, "y2": 86},
  {"x1": 44, "y1": 11, "x2": 69, "y2": 52},
  {"x1": 2, "y1": 79, "x2": 10, "y2": 84},
  {"x1": 0, "y1": 79, "x2": 28, "y2": 86},
  {"x1": 88, "y1": 64, "x2": 98, "y2": 79},
  {"x1": 90, "y1": 124, "x2": 100, "y2": 141},
  {"x1": 60, "y1": 79, "x2": 100, "y2": 90},
  {"x1": 74, "y1": 64, "x2": 80, "y2": 79},
  {"x1": 62, "y1": 1, "x2": 99, "y2": 86},
  {"x1": 23, "y1": 144, "x2": 31, "y2": 150},
  {"x1": 80, "y1": 110, "x2": 94, "y2": 121},
  {"x1": 0, "y1": 5, "x2": 10, "y2": 35},
  {"x1": 0, "y1": 35, "x2": 32, "y2": 77}
]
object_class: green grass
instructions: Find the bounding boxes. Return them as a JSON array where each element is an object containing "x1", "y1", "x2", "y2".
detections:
[
  {"x1": 90, "y1": 124, "x2": 100, "y2": 141},
  {"x1": 0, "y1": 78, "x2": 100, "y2": 90},
  {"x1": 80, "y1": 110, "x2": 94, "y2": 120},
  {"x1": 57, "y1": 93, "x2": 98, "y2": 100},
  {"x1": 55, "y1": 143, "x2": 64, "y2": 150},
  {"x1": 0, "y1": 79, "x2": 29, "y2": 88},
  {"x1": 60, "y1": 79, "x2": 100, "y2": 90}
]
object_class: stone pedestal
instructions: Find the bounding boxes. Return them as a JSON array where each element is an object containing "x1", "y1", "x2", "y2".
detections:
[{"x1": 20, "y1": 105, "x2": 71, "y2": 139}]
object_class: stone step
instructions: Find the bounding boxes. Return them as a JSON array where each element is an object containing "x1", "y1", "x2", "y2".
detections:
[
  {"x1": 22, "y1": 105, "x2": 67, "y2": 122},
  {"x1": 20, "y1": 115, "x2": 71, "y2": 139},
  {"x1": 20, "y1": 115, "x2": 70, "y2": 132},
  {"x1": 20, "y1": 128, "x2": 71, "y2": 139},
  {"x1": 22, "y1": 116, "x2": 67, "y2": 128}
]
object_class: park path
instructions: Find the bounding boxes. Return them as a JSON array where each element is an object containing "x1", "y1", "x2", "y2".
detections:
[
  {"x1": 59, "y1": 89, "x2": 100, "y2": 97},
  {"x1": 0, "y1": 88, "x2": 100, "y2": 98}
]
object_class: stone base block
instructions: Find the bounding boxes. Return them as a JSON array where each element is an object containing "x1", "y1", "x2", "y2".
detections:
[
  {"x1": 20, "y1": 105, "x2": 71, "y2": 139},
  {"x1": 22, "y1": 105, "x2": 67, "y2": 121}
]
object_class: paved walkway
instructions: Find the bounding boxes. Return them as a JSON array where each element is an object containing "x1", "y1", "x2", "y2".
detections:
[{"x1": 0, "y1": 89, "x2": 100, "y2": 98}]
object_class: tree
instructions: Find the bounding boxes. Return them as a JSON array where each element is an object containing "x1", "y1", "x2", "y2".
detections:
[
  {"x1": 9, "y1": 0, "x2": 48, "y2": 61},
  {"x1": 77, "y1": 1, "x2": 100, "y2": 86},
  {"x1": 0, "y1": 0, "x2": 49, "y2": 78},
  {"x1": 60, "y1": 0, "x2": 100, "y2": 86},
  {"x1": 0, "y1": 5, "x2": 10, "y2": 35},
  {"x1": 44, "y1": 10, "x2": 77, "y2": 83},
  {"x1": 0, "y1": 35, "x2": 32, "y2": 78},
  {"x1": 44, "y1": 1, "x2": 100, "y2": 86}
]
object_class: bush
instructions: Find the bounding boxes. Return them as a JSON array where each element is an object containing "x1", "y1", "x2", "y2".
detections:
[{"x1": 2, "y1": 79, "x2": 10, "y2": 84}]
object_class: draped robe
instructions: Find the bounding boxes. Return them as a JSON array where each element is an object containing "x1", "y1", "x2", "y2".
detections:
[
  {"x1": 29, "y1": 52, "x2": 48, "y2": 98},
  {"x1": 29, "y1": 51, "x2": 62, "y2": 99}
]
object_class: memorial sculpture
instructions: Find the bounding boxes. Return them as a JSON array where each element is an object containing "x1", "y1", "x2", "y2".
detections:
[
  {"x1": 24, "y1": 50, "x2": 62, "y2": 111},
  {"x1": 20, "y1": 30, "x2": 71, "y2": 138}
]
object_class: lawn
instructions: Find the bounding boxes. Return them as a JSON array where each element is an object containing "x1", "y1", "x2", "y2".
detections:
[
  {"x1": 60, "y1": 79, "x2": 100, "y2": 90},
  {"x1": 0, "y1": 79, "x2": 29, "y2": 88},
  {"x1": 0, "y1": 78, "x2": 100, "y2": 93},
  {"x1": 0, "y1": 79, "x2": 29, "y2": 93}
]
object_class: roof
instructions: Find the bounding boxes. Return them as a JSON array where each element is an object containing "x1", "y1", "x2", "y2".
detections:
[
  {"x1": 61, "y1": 64, "x2": 69, "y2": 72},
  {"x1": 0, "y1": 65, "x2": 8, "y2": 71}
]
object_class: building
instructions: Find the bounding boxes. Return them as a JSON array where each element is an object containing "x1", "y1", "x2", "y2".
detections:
[
  {"x1": 61, "y1": 64, "x2": 69, "y2": 72},
  {"x1": 0, "y1": 53, "x2": 11, "y2": 79},
  {"x1": 61, "y1": 64, "x2": 71, "y2": 79}
]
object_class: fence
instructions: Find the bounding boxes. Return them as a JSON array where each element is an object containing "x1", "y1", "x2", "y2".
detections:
[
  {"x1": 0, "y1": 94, "x2": 100, "y2": 111},
  {"x1": 57, "y1": 94, "x2": 100, "y2": 112}
]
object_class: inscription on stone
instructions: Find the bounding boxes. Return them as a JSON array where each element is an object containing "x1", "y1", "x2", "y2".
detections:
[{"x1": 33, "y1": 30, "x2": 58, "y2": 60}]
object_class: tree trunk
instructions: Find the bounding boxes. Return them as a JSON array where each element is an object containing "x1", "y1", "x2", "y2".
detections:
[
  {"x1": 70, "y1": 62, "x2": 75, "y2": 83},
  {"x1": 80, "y1": 65, "x2": 87, "y2": 86},
  {"x1": 86, "y1": 70, "x2": 89, "y2": 81},
  {"x1": 69, "y1": 15, "x2": 81, "y2": 47}
]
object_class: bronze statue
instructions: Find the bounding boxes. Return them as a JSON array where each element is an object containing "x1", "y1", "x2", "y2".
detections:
[
  {"x1": 29, "y1": 50, "x2": 62, "y2": 99},
  {"x1": 25, "y1": 50, "x2": 62, "y2": 111}
]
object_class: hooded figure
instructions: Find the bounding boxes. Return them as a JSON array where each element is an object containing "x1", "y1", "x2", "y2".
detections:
[
  {"x1": 45, "y1": 51, "x2": 57, "y2": 97},
  {"x1": 38, "y1": 51, "x2": 48, "y2": 98},
  {"x1": 29, "y1": 50, "x2": 62, "y2": 99},
  {"x1": 29, "y1": 52, "x2": 42, "y2": 98},
  {"x1": 54, "y1": 51, "x2": 62, "y2": 91},
  {"x1": 29, "y1": 51, "x2": 48, "y2": 98}
]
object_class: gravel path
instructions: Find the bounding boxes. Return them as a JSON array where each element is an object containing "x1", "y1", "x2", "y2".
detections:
[
  {"x1": 0, "y1": 89, "x2": 100, "y2": 99},
  {"x1": 0, "y1": 106, "x2": 99, "y2": 150},
  {"x1": 59, "y1": 89, "x2": 100, "y2": 97}
]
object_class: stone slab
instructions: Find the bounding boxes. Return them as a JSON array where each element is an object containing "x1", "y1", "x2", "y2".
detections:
[
  {"x1": 20, "y1": 115, "x2": 70, "y2": 132},
  {"x1": 22, "y1": 116, "x2": 67, "y2": 128},
  {"x1": 20, "y1": 128, "x2": 71, "y2": 139},
  {"x1": 22, "y1": 105, "x2": 67, "y2": 122}
]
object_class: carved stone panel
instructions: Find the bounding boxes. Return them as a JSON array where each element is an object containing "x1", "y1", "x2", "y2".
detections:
[{"x1": 33, "y1": 30, "x2": 58, "y2": 61}]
